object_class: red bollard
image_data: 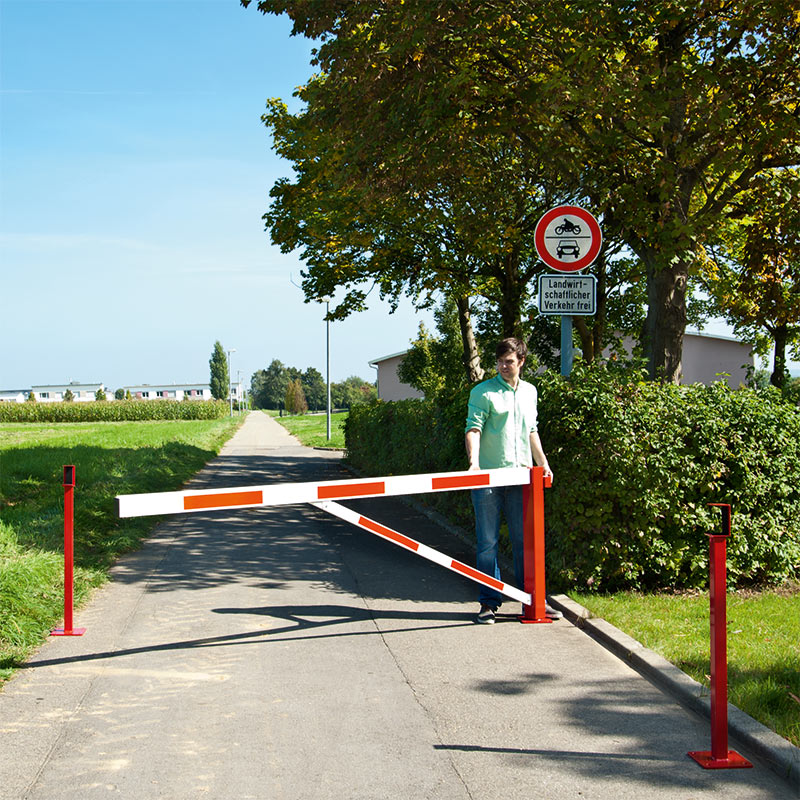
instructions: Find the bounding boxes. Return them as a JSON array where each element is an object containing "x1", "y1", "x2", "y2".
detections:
[
  {"x1": 688, "y1": 503, "x2": 751, "y2": 769},
  {"x1": 51, "y1": 465, "x2": 86, "y2": 637},
  {"x1": 520, "y1": 466, "x2": 553, "y2": 624}
]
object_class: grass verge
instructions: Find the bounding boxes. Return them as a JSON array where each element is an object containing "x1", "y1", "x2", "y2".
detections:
[
  {"x1": 271, "y1": 410, "x2": 347, "y2": 449},
  {"x1": 0, "y1": 416, "x2": 243, "y2": 681},
  {"x1": 570, "y1": 587, "x2": 800, "y2": 747}
]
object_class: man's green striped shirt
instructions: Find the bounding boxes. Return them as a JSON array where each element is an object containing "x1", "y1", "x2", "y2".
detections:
[{"x1": 465, "y1": 374, "x2": 539, "y2": 469}]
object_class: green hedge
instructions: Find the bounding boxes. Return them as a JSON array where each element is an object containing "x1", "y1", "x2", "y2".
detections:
[
  {"x1": 345, "y1": 366, "x2": 800, "y2": 591},
  {"x1": 0, "y1": 400, "x2": 230, "y2": 423}
]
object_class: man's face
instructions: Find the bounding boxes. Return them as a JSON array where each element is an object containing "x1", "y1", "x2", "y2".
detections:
[{"x1": 497, "y1": 352, "x2": 524, "y2": 385}]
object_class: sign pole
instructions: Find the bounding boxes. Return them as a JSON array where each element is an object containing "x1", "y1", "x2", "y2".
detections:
[{"x1": 560, "y1": 316, "x2": 573, "y2": 377}]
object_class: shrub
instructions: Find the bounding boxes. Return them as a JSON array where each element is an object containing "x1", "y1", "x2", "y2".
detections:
[
  {"x1": 345, "y1": 366, "x2": 800, "y2": 591},
  {"x1": 0, "y1": 400, "x2": 230, "y2": 423}
]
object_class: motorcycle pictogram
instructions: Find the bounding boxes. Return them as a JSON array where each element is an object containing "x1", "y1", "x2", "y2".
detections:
[{"x1": 555, "y1": 218, "x2": 582, "y2": 236}]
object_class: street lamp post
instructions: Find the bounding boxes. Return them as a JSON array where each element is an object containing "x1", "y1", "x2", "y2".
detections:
[
  {"x1": 227, "y1": 348, "x2": 236, "y2": 417},
  {"x1": 323, "y1": 297, "x2": 331, "y2": 441}
]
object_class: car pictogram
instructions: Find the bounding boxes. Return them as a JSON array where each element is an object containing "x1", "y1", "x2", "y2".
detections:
[{"x1": 556, "y1": 239, "x2": 581, "y2": 258}]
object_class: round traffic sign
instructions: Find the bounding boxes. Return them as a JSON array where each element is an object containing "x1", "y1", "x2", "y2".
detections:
[{"x1": 534, "y1": 205, "x2": 602, "y2": 273}]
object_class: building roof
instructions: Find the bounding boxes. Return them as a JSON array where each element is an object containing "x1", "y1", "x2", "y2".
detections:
[
  {"x1": 368, "y1": 351, "x2": 409, "y2": 366},
  {"x1": 32, "y1": 383, "x2": 103, "y2": 391}
]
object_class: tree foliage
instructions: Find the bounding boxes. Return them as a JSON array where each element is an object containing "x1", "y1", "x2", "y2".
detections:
[
  {"x1": 284, "y1": 378, "x2": 308, "y2": 415},
  {"x1": 251, "y1": 359, "x2": 292, "y2": 409},
  {"x1": 301, "y1": 367, "x2": 326, "y2": 411},
  {"x1": 701, "y1": 169, "x2": 800, "y2": 388},
  {"x1": 245, "y1": 0, "x2": 800, "y2": 383},
  {"x1": 250, "y1": 360, "x2": 374, "y2": 410},
  {"x1": 331, "y1": 375, "x2": 377, "y2": 409},
  {"x1": 209, "y1": 341, "x2": 229, "y2": 401}
]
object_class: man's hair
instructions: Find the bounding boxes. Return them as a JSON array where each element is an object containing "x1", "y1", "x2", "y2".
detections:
[{"x1": 495, "y1": 337, "x2": 527, "y2": 361}]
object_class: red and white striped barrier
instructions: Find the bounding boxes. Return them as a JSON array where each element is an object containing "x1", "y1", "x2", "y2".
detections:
[
  {"x1": 115, "y1": 467, "x2": 530, "y2": 519},
  {"x1": 314, "y1": 500, "x2": 531, "y2": 605},
  {"x1": 115, "y1": 466, "x2": 552, "y2": 615}
]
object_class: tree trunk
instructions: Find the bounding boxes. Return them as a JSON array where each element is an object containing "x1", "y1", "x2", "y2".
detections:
[
  {"x1": 456, "y1": 295, "x2": 485, "y2": 383},
  {"x1": 574, "y1": 317, "x2": 594, "y2": 361},
  {"x1": 771, "y1": 323, "x2": 788, "y2": 388},
  {"x1": 643, "y1": 255, "x2": 688, "y2": 383},
  {"x1": 496, "y1": 251, "x2": 526, "y2": 339}
]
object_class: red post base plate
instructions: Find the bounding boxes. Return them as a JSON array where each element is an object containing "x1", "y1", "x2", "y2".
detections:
[
  {"x1": 518, "y1": 607, "x2": 554, "y2": 624},
  {"x1": 51, "y1": 628, "x2": 86, "y2": 637},
  {"x1": 688, "y1": 750, "x2": 753, "y2": 769}
]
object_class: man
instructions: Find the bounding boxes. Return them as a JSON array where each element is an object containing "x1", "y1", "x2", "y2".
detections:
[{"x1": 464, "y1": 337, "x2": 559, "y2": 624}]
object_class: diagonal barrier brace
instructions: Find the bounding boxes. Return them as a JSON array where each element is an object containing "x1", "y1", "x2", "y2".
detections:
[
  {"x1": 114, "y1": 466, "x2": 548, "y2": 613},
  {"x1": 313, "y1": 500, "x2": 531, "y2": 605},
  {"x1": 115, "y1": 467, "x2": 531, "y2": 518}
]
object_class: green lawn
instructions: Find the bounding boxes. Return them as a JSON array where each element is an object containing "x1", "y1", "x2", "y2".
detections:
[
  {"x1": 570, "y1": 588, "x2": 800, "y2": 747},
  {"x1": 0, "y1": 417, "x2": 242, "y2": 679},
  {"x1": 271, "y1": 410, "x2": 347, "y2": 449}
]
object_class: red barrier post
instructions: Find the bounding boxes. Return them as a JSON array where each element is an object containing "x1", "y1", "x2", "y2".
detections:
[
  {"x1": 688, "y1": 503, "x2": 750, "y2": 769},
  {"x1": 51, "y1": 465, "x2": 86, "y2": 637},
  {"x1": 520, "y1": 466, "x2": 553, "y2": 624}
]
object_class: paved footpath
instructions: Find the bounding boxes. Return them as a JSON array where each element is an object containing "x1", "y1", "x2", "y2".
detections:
[{"x1": 0, "y1": 412, "x2": 795, "y2": 799}]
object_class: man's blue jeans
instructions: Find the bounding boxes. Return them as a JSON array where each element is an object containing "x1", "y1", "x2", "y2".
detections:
[{"x1": 471, "y1": 485, "x2": 525, "y2": 609}]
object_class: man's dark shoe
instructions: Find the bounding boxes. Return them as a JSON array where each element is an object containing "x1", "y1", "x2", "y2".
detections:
[{"x1": 476, "y1": 604, "x2": 496, "y2": 624}]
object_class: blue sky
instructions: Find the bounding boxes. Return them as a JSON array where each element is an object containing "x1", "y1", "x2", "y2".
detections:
[{"x1": 1, "y1": 0, "x2": 433, "y2": 391}]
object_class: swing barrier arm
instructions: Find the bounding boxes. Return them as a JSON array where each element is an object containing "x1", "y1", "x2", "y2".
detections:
[
  {"x1": 116, "y1": 467, "x2": 531, "y2": 519},
  {"x1": 115, "y1": 466, "x2": 551, "y2": 618}
]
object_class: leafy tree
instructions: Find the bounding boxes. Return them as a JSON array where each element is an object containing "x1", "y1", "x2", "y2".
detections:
[
  {"x1": 301, "y1": 367, "x2": 326, "y2": 411},
  {"x1": 95, "y1": 388, "x2": 107, "y2": 401},
  {"x1": 251, "y1": 360, "x2": 300, "y2": 409},
  {"x1": 114, "y1": 388, "x2": 124, "y2": 400},
  {"x1": 209, "y1": 341, "x2": 229, "y2": 401},
  {"x1": 26, "y1": 392, "x2": 35, "y2": 403},
  {"x1": 399, "y1": 299, "x2": 486, "y2": 398},
  {"x1": 264, "y1": 91, "x2": 564, "y2": 379},
  {"x1": 285, "y1": 378, "x2": 308, "y2": 415},
  {"x1": 246, "y1": 0, "x2": 800, "y2": 383},
  {"x1": 63, "y1": 389, "x2": 75, "y2": 402},
  {"x1": 331, "y1": 376, "x2": 377, "y2": 409},
  {"x1": 701, "y1": 169, "x2": 800, "y2": 388}
]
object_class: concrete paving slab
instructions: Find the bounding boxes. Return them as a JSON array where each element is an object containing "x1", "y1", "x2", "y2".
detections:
[{"x1": 0, "y1": 411, "x2": 795, "y2": 798}]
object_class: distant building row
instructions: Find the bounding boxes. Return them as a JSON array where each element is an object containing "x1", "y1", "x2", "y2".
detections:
[{"x1": 0, "y1": 382, "x2": 244, "y2": 404}]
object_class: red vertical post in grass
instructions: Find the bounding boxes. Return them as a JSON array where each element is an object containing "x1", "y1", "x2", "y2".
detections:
[
  {"x1": 688, "y1": 503, "x2": 751, "y2": 769},
  {"x1": 520, "y1": 467, "x2": 553, "y2": 624},
  {"x1": 51, "y1": 466, "x2": 86, "y2": 637}
]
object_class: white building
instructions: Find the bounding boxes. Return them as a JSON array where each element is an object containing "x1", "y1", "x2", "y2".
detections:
[
  {"x1": 123, "y1": 383, "x2": 214, "y2": 401},
  {"x1": 0, "y1": 381, "x2": 246, "y2": 403},
  {"x1": 680, "y1": 330, "x2": 754, "y2": 386},
  {"x1": 0, "y1": 390, "x2": 28, "y2": 403},
  {"x1": 30, "y1": 382, "x2": 107, "y2": 403},
  {"x1": 123, "y1": 382, "x2": 245, "y2": 402},
  {"x1": 368, "y1": 352, "x2": 424, "y2": 401}
]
